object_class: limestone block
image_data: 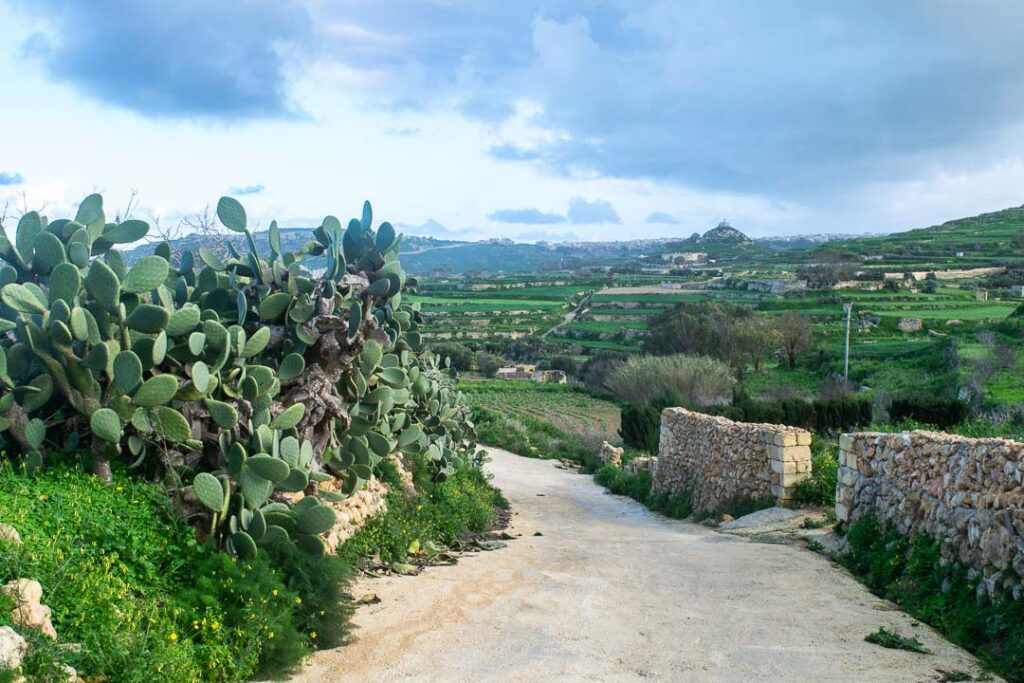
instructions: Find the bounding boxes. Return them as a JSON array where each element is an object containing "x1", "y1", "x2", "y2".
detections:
[
  {"x1": 835, "y1": 502, "x2": 851, "y2": 522},
  {"x1": 0, "y1": 524, "x2": 21, "y2": 546},
  {"x1": 0, "y1": 626, "x2": 27, "y2": 670},
  {"x1": 796, "y1": 431, "x2": 812, "y2": 447},
  {"x1": 773, "y1": 432, "x2": 798, "y2": 447},
  {"x1": 839, "y1": 434, "x2": 855, "y2": 452},
  {"x1": 782, "y1": 445, "x2": 812, "y2": 463}
]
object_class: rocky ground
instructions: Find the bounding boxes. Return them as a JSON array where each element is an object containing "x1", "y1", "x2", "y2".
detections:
[{"x1": 291, "y1": 448, "x2": 998, "y2": 683}]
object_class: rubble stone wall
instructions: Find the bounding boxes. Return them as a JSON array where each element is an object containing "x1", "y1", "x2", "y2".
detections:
[
  {"x1": 835, "y1": 431, "x2": 1024, "y2": 593},
  {"x1": 652, "y1": 408, "x2": 812, "y2": 514}
]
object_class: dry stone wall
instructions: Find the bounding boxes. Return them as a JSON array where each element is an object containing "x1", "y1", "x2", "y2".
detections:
[
  {"x1": 835, "y1": 431, "x2": 1024, "y2": 594},
  {"x1": 653, "y1": 408, "x2": 812, "y2": 514}
]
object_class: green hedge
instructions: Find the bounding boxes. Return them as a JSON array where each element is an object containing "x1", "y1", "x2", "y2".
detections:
[{"x1": 889, "y1": 396, "x2": 970, "y2": 429}]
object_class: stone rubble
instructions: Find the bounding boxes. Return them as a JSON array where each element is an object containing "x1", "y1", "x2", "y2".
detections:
[
  {"x1": 835, "y1": 430, "x2": 1024, "y2": 595},
  {"x1": 652, "y1": 408, "x2": 812, "y2": 514},
  {"x1": 1, "y1": 579, "x2": 58, "y2": 641},
  {"x1": 624, "y1": 456, "x2": 657, "y2": 478},
  {"x1": 0, "y1": 626, "x2": 28, "y2": 670},
  {"x1": 320, "y1": 477, "x2": 389, "y2": 554},
  {"x1": 597, "y1": 441, "x2": 623, "y2": 467},
  {"x1": 0, "y1": 523, "x2": 21, "y2": 546}
]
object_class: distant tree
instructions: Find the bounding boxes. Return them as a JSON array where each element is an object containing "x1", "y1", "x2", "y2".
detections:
[
  {"x1": 734, "y1": 317, "x2": 779, "y2": 374},
  {"x1": 642, "y1": 301, "x2": 787, "y2": 378},
  {"x1": 797, "y1": 248, "x2": 860, "y2": 288},
  {"x1": 774, "y1": 311, "x2": 813, "y2": 370},
  {"x1": 475, "y1": 351, "x2": 502, "y2": 378},
  {"x1": 430, "y1": 342, "x2": 475, "y2": 371},
  {"x1": 922, "y1": 271, "x2": 938, "y2": 293},
  {"x1": 541, "y1": 355, "x2": 579, "y2": 376},
  {"x1": 580, "y1": 351, "x2": 629, "y2": 391}
]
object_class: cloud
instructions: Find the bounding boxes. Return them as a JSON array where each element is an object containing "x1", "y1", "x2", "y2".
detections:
[
  {"x1": 487, "y1": 143, "x2": 542, "y2": 162},
  {"x1": 386, "y1": 127, "x2": 420, "y2": 137},
  {"x1": 566, "y1": 197, "x2": 620, "y2": 224},
  {"x1": 646, "y1": 211, "x2": 678, "y2": 225},
  {"x1": 488, "y1": 208, "x2": 566, "y2": 224},
  {"x1": 307, "y1": 3, "x2": 1024, "y2": 199},
  {"x1": 17, "y1": 0, "x2": 311, "y2": 120},
  {"x1": 0, "y1": 172, "x2": 25, "y2": 186},
  {"x1": 228, "y1": 184, "x2": 265, "y2": 196}
]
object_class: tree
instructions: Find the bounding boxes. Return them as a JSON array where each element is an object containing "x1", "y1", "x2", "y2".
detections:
[
  {"x1": 430, "y1": 342, "x2": 474, "y2": 371},
  {"x1": 774, "y1": 311, "x2": 813, "y2": 370},
  {"x1": 475, "y1": 351, "x2": 502, "y2": 378}
]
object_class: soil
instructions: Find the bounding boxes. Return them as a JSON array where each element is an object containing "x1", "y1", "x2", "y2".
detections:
[{"x1": 291, "y1": 447, "x2": 999, "y2": 682}]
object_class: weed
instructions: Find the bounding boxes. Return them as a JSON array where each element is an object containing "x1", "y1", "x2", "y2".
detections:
[{"x1": 865, "y1": 627, "x2": 929, "y2": 653}]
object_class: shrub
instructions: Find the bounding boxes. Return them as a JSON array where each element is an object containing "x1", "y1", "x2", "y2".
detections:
[
  {"x1": 731, "y1": 393, "x2": 872, "y2": 432},
  {"x1": 618, "y1": 403, "x2": 661, "y2": 453},
  {"x1": 595, "y1": 465, "x2": 695, "y2": 519},
  {"x1": 889, "y1": 396, "x2": 970, "y2": 429},
  {"x1": 605, "y1": 354, "x2": 735, "y2": 406},
  {"x1": 792, "y1": 437, "x2": 839, "y2": 506}
]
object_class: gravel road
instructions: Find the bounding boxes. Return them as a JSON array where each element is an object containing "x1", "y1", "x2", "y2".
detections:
[{"x1": 292, "y1": 447, "x2": 996, "y2": 682}]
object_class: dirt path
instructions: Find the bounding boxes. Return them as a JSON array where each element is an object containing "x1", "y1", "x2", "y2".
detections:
[{"x1": 293, "y1": 448, "x2": 996, "y2": 682}]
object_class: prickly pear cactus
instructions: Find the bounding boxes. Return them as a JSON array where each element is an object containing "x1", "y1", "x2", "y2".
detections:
[{"x1": 0, "y1": 194, "x2": 481, "y2": 558}]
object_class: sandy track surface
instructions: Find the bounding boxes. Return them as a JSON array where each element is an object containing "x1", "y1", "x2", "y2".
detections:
[{"x1": 292, "y1": 448, "x2": 996, "y2": 683}]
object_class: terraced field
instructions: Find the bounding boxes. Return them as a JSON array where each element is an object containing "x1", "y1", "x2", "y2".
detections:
[{"x1": 462, "y1": 380, "x2": 622, "y2": 446}]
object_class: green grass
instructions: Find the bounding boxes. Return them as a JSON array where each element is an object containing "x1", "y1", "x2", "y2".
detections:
[
  {"x1": 0, "y1": 463, "x2": 346, "y2": 682},
  {"x1": 338, "y1": 464, "x2": 507, "y2": 565}
]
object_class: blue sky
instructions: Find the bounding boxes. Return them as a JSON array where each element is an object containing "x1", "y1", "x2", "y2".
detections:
[{"x1": 2, "y1": 1, "x2": 1024, "y2": 242}]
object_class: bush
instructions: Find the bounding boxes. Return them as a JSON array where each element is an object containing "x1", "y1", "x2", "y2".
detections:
[
  {"x1": 0, "y1": 463, "x2": 337, "y2": 682},
  {"x1": 792, "y1": 437, "x2": 839, "y2": 506},
  {"x1": 605, "y1": 354, "x2": 735, "y2": 406},
  {"x1": 618, "y1": 403, "x2": 661, "y2": 453},
  {"x1": 595, "y1": 465, "x2": 695, "y2": 519},
  {"x1": 731, "y1": 393, "x2": 872, "y2": 432},
  {"x1": 844, "y1": 517, "x2": 1024, "y2": 681},
  {"x1": 889, "y1": 396, "x2": 970, "y2": 429}
]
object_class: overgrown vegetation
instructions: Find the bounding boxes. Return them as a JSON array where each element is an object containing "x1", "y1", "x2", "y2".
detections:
[
  {"x1": 0, "y1": 194, "x2": 495, "y2": 680},
  {"x1": 472, "y1": 405, "x2": 598, "y2": 470},
  {"x1": 0, "y1": 463, "x2": 350, "y2": 682},
  {"x1": 792, "y1": 437, "x2": 839, "y2": 506},
  {"x1": 593, "y1": 464, "x2": 695, "y2": 519},
  {"x1": 844, "y1": 516, "x2": 1024, "y2": 681},
  {"x1": 339, "y1": 464, "x2": 507, "y2": 565}
]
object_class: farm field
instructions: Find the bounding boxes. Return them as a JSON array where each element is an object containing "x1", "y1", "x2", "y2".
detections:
[{"x1": 461, "y1": 380, "x2": 622, "y2": 447}]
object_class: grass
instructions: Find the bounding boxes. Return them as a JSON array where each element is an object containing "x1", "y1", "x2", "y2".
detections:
[
  {"x1": 594, "y1": 464, "x2": 696, "y2": 519},
  {"x1": 0, "y1": 462, "x2": 348, "y2": 682},
  {"x1": 864, "y1": 628, "x2": 929, "y2": 654},
  {"x1": 338, "y1": 463, "x2": 507, "y2": 566},
  {"x1": 471, "y1": 405, "x2": 598, "y2": 468}
]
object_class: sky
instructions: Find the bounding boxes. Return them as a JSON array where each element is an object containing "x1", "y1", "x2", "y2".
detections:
[{"x1": 2, "y1": 1, "x2": 1024, "y2": 242}]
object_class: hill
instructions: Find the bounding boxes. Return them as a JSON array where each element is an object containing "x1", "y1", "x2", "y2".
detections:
[{"x1": 825, "y1": 205, "x2": 1024, "y2": 269}]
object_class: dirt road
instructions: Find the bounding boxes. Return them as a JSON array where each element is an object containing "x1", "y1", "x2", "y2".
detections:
[{"x1": 294, "y1": 448, "x2": 995, "y2": 682}]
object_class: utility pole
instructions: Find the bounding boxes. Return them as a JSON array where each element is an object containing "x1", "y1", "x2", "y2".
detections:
[{"x1": 843, "y1": 303, "x2": 853, "y2": 385}]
